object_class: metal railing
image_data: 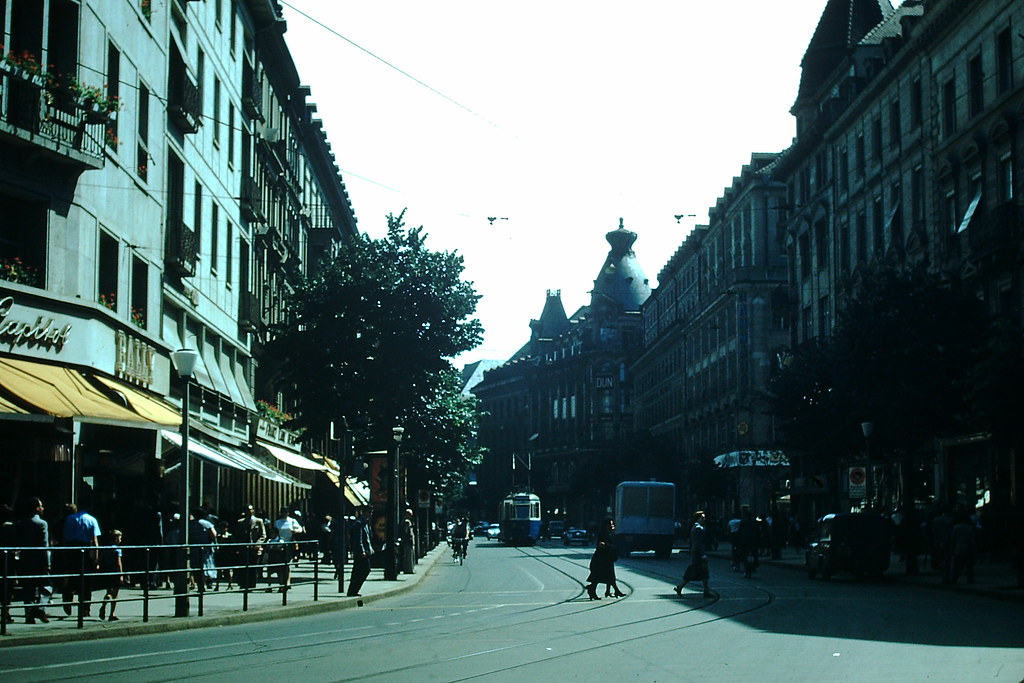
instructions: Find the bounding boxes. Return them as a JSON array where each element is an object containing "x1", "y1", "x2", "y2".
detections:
[{"x1": 0, "y1": 539, "x2": 327, "y2": 635}]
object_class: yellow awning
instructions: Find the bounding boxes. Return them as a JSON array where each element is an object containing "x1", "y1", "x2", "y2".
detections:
[
  {"x1": 94, "y1": 376, "x2": 181, "y2": 426},
  {"x1": 257, "y1": 440, "x2": 327, "y2": 470},
  {"x1": 0, "y1": 357, "x2": 148, "y2": 423}
]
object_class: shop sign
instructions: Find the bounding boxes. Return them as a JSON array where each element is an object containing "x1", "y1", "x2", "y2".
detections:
[
  {"x1": 0, "y1": 295, "x2": 73, "y2": 348},
  {"x1": 114, "y1": 330, "x2": 155, "y2": 387}
]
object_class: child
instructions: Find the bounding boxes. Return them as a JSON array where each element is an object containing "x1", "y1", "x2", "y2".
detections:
[{"x1": 98, "y1": 529, "x2": 124, "y2": 621}]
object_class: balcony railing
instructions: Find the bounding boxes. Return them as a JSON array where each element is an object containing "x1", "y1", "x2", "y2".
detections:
[
  {"x1": 240, "y1": 175, "x2": 266, "y2": 223},
  {"x1": 238, "y1": 290, "x2": 263, "y2": 331},
  {"x1": 168, "y1": 71, "x2": 201, "y2": 133},
  {"x1": 0, "y1": 69, "x2": 105, "y2": 168},
  {"x1": 241, "y1": 71, "x2": 264, "y2": 122},
  {"x1": 165, "y1": 219, "x2": 198, "y2": 278}
]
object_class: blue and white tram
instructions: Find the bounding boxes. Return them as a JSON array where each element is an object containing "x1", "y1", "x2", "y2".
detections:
[{"x1": 498, "y1": 491, "x2": 542, "y2": 545}]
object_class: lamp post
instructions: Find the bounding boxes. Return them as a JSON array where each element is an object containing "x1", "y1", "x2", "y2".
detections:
[
  {"x1": 385, "y1": 426, "x2": 404, "y2": 581},
  {"x1": 861, "y1": 421, "x2": 874, "y2": 511},
  {"x1": 170, "y1": 347, "x2": 198, "y2": 617}
]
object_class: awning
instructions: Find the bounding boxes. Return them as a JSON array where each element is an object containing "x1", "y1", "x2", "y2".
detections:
[
  {"x1": 0, "y1": 356, "x2": 157, "y2": 424},
  {"x1": 221, "y1": 446, "x2": 312, "y2": 489},
  {"x1": 346, "y1": 477, "x2": 370, "y2": 506},
  {"x1": 258, "y1": 440, "x2": 327, "y2": 470},
  {"x1": 93, "y1": 376, "x2": 181, "y2": 426},
  {"x1": 160, "y1": 429, "x2": 245, "y2": 470}
]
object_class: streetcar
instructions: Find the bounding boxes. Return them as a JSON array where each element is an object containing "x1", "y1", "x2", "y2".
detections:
[{"x1": 498, "y1": 491, "x2": 542, "y2": 545}]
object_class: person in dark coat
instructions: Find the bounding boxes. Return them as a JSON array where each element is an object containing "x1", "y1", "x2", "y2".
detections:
[
  {"x1": 585, "y1": 518, "x2": 624, "y2": 599},
  {"x1": 346, "y1": 507, "x2": 375, "y2": 597},
  {"x1": 1, "y1": 504, "x2": 15, "y2": 624},
  {"x1": 15, "y1": 497, "x2": 52, "y2": 623},
  {"x1": 675, "y1": 510, "x2": 713, "y2": 597}
]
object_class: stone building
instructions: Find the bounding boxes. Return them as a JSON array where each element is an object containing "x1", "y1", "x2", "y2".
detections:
[
  {"x1": 0, "y1": 0, "x2": 356, "y2": 529},
  {"x1": 773, "y1": 0, "x2": 1024, "y2": 513},
  {"x1": 474, "y1": 221, "x2": 651, "y2": 526},
  {"x1": 633, "y1": 154, "x2": 790, "y2": 517}
]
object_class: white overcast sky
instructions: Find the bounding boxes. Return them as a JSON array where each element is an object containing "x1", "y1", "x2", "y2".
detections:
[{"x1": 280, "y1": 1, "x2": 833, "y2": 364}]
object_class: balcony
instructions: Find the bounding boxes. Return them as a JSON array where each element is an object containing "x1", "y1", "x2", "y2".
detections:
[
  {"x1": 968, "y1": 201, "x2": 1022, "y2": 262},
  {"x1": 0, "y1": 68, "x2": 106, "y2": 170},
  {"x1": 165, "y1": 219, "x2": 198, "y2": 278},
  {"x1": 167, "y1": 71, "x2": 201, "y2": 133},
  {"x1": 241, "y1": 70, "x2": 264, "y2": 122},
  {"x1": 240, "y1": 175, "x2": 266, "y2": 223},
  {"x1": 238, "y1": 290, "x2": 263, "y2": 332}
]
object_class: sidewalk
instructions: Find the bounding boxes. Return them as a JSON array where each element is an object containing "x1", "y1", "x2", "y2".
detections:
[
  {"x1": 0, "y1": 544, "x2": 447, "y2": 648},
  {"x1": 712, "y1": 545, "x2": 1024, "y2": 602}
]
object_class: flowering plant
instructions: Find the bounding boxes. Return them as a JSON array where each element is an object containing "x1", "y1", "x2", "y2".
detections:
[
  {"x1": 0, "y1": 257, "x2": 40, "y2": 286},
  {"x1": 141, "y1": 0, "x2": 153, "y2": 20},
  {"x1": 68, "y1": 78, "x2": 122, "y2": 113},
  {"x1": 131, "y1": 307, "x2": 146, "y2": 328},
  {"x1": 99, "y1": 293, "x2": 117, "y2": 311},
  {"x1": 2, "y1": 50, "x2": 46, "y2": 77},
  {"x1": 256, "y1": 399, "x2": 292, "y2": 425}
]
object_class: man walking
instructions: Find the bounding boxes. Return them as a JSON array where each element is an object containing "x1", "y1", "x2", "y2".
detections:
[
  {"x1": 346, "y1": 506, "x2": 374, "y2": 597},
  {"x1": 234, "y1": 505, "x2": 266, "y2": 589},
  {"x1": 675, "y1": 510, "x2": 713, "y2": 598},
  {"x1": 62, "y1": 503, "x2": 101, "y2": 616},
  {"x1": 15, "y1": 497, "x2": 51, "y2": 623}
]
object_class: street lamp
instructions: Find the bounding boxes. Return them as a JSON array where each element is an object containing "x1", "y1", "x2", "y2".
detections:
[
  {"x1": 861, "y1": 421, "x2": 875, "y2": 511},
  {"x1": 385, "y1": 426, "x2": 404, "y2": 581},
  {"x1": 170, "y1": 347, "x2": 198, "y2": 617}
]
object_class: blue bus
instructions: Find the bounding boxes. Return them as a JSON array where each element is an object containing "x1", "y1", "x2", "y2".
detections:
[{"x1": 498, "y1": 491, "x2": 542, "y2": 545}]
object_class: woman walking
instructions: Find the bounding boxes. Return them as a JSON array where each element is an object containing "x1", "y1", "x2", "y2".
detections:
[
  {"x1": 585, "y1": 519, "x2": 624, "y2": 599},
  {"x1": 675, "y1": 511, "x2": 713, "y2": 598}
]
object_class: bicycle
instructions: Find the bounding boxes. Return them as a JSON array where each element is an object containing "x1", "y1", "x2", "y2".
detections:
[{"x1": 451, "y1": 538, "x2": 467, "y2": 565}]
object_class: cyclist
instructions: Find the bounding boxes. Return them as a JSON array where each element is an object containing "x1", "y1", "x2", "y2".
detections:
[{"x1": 451, "y1": 518, "x2": 471, "y2": 561}]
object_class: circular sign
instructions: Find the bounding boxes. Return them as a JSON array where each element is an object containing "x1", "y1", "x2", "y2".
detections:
[{"x1": 849, "y1": 467, "x2": 866, "y2": 485}]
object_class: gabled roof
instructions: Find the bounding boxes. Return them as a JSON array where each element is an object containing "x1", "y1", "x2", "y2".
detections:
[{"x1": 796, "y1": 0, "x2": 894, "y2": 103}]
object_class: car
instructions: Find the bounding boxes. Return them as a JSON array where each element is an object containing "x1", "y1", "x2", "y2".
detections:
[
  {"x1": 545, "y1": 520, "x2": 566, "y2": 539},
  {"x1": 485, "y1": 523, "x2": 502, "y2": 541},
  {"x1": 563, "y1": 527, "x2": 589, "y2": 546},
  {"x1": 473, "y1": 521, "x2": 491, "y2": 537},
  {"x1": 806, "y1": 512, "x2": 890, "y2": 580}
]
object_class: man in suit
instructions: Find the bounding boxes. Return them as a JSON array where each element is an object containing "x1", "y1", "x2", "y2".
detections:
[{"x1": 15, "y1": 497, "x2": 51, "y2": 623}]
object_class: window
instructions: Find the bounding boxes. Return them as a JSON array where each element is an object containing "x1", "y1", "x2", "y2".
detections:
[
  {"x1": 943, "y1": 77, "x2": 957, "y2": 138},
  {"x1": 227, "y1": 102, "x2": 235, "y2": 167},
  {"x1": 910, "y1": 78, "x2": 923, "y2": 128},
  {"x1": 194, "y1": 183, "x2": 203, "y2": 245},
  {"x1": 968, "y1": 54, "x2": 984, "y2": 118},
  {"x1": 210, "y1": 201, "x2": 220, "y2": 274},
  {"x1": 855, "y1": 134, "x2": 865, "y2": 178},
  {"x1": 911, "y1": 167, "x2": 924, "y2": 223},
  {"x1": 856, "y1": 211, "x2": 867, "y2": 264},
  {"x1": 997, "y1": 154, "x2": 1014, "y2": 203},
  {"x1": 0, "y1": 194, "x2": 47, "y2": 287},
  {"x1": 817, "y1": 296, "x2": 830, "y2": 338},
  {"x1": 137, "y1": 82, "x2": 150, "y2": 181},
  {"x1": 839, "y1": 148, "x2": 849, "y2": 192},
  {"x1": 871, "y1": 117, "x2": 882, "y2": 163},
  {"x1": 838, "y1": 222, "x2": 850, "y2": 272},
  {"x1": 944, "y1": 191, "x2": 958, "y2": 234},
  {"x1": 815, "y1": 219, "x2": 827, "y2": 267},
  {"x1": 213, "y1": 76, "x2": 222, "y2": 146},
  {"x1": 98, "y1": 231, "x2": 118, "y2": 310},
  {"x1": 997, "y1": 28, "x2": 1013, "y2": 94},
  {"x1": 106, "y1": 42, "x2": 121, "y2": 151},
  {"x1": 799, "y1": 232, "x2": 810, "y2": 279},
  {"x1": 889, "y1": 99, "x2": 901, "y2": 144},
  {"x1": 131, "y1": 255, "x2": 148, "y2": 329},
  {"x1": 872, "y1": 197, "x2": 884, "y2": 255}
]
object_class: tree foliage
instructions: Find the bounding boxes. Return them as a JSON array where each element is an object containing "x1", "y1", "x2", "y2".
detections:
[
  {"x1": 267, "y1": 211, "x2": 484, "y2": 493},
  {"x1": 769, "y1": 264, "x2": 989, "y2": 470}
]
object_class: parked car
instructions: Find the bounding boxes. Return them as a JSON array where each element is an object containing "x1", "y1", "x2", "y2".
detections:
[
  {"x1": 806, "y1": 513, "x2": 890, "y2": 580},
  {"x1": 563, "y1": 528, "x2": 589, "y2": 546},
  {"x1": 473, "y1": 521, "x2": 491, "y2": 537},
  {"x1": 485, "y1": 523, "x2": 502, "y2": 541},
  {"x1": 545, "y1": 520, "x2": 566, "y2": 539}
]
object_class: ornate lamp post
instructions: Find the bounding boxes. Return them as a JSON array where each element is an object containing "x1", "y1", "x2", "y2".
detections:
[
  {"x1": 385, "y1": 426, "x2": 404, "y2": 581},
  {"x1": 170, "y1": 347, "x2": 198, "y2": 617}
]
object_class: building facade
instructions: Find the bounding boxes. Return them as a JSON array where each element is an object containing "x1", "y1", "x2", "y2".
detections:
[
  {"x1": 475, "y1": 221, "x2": 652, "y2": 526},
  {"x1": 0, "y1": 0, "x2": 356, "y2": 530},
  {"x1": 774, "y1": 0, "x2": 1023, "y2": 514},
  {"x1": 633, "y1": 154, "x2": 790, "y2": 517}
]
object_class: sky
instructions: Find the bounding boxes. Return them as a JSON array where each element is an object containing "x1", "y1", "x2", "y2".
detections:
[{"x1": 279, "y1": 1, "x2": 831, "y2": 365}]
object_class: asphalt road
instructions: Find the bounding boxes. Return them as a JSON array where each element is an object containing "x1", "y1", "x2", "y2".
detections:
[{"x1": 2, "y1": 539, "x2": 1022, "y2": 682}]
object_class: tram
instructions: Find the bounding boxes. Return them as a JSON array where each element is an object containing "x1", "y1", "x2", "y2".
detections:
[{"x1": 498, "y1": 491, "x2": 542, "y2": 545}]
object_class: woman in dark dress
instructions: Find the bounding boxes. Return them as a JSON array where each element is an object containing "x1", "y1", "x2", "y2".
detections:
[{"x1": 585, "y1": 519, "x2": 625, "y2": 599}]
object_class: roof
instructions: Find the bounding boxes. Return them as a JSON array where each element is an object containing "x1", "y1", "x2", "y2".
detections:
[{"x1": 590, "y1": 219, "x2": 651, "y2": 312}]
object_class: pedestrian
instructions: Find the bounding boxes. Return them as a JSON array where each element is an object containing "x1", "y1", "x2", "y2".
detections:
[
  {"x1": 61, "y1": 502, "x2": 101, "y2": 617},
  {"x1": 585, "y1": 518, "x2": 623, "y2": 599},
  {"x1": 233, "y1": 505, "x2": 266, "y2": 590},
  {"x1": 271, "y1": 507, "x2": 303, "y2": 590},
  {"x1": 0, "y1": 504, "x2": 15, "y2": 625},
  {"x1": 675, "y1": 510, "x2": 713, "y2": 597},
  {"x1": 948, "y1": 512, "x2": 977, "y2": 584},
  {"x1": 14, "y1": 497, "x2": 52, "y2": 623},
  {"x1": 346, "y1": 506, "x2": 375, "y2": 597},
  {"x1": 214, "y1": 520, "x2": 236, "y2": 591},
  {"x1": 727, "y1": 511, "x2": 742, "y2": 570},
  {"x1": 401, "y1": 508, "x2": 416, "y2": 574},
  {"x1": 736, "y1": 508, "x2": 760, "y2": 578},
  {"x1": 189, "y1": 507, "x2": 217, "y2": 591},
  {"x1": 98, "y1": 529, "x2": 124, "y2": 621}
]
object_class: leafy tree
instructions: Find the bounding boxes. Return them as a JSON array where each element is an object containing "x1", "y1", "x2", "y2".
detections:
[
  {"x1": 769, "y1": 264, "x2": 988, "y2": 475},
  {"x1": 267, "y1": 211, "x2": 484, "y2": 491}
]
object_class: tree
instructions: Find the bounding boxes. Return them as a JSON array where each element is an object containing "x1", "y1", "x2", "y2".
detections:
[
  {"x1": 267, "y1": 211, "x2": 484, "y2": 489},
  {"x1": 769, "y1": 264, "x2": 988, "y2": 475}
]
